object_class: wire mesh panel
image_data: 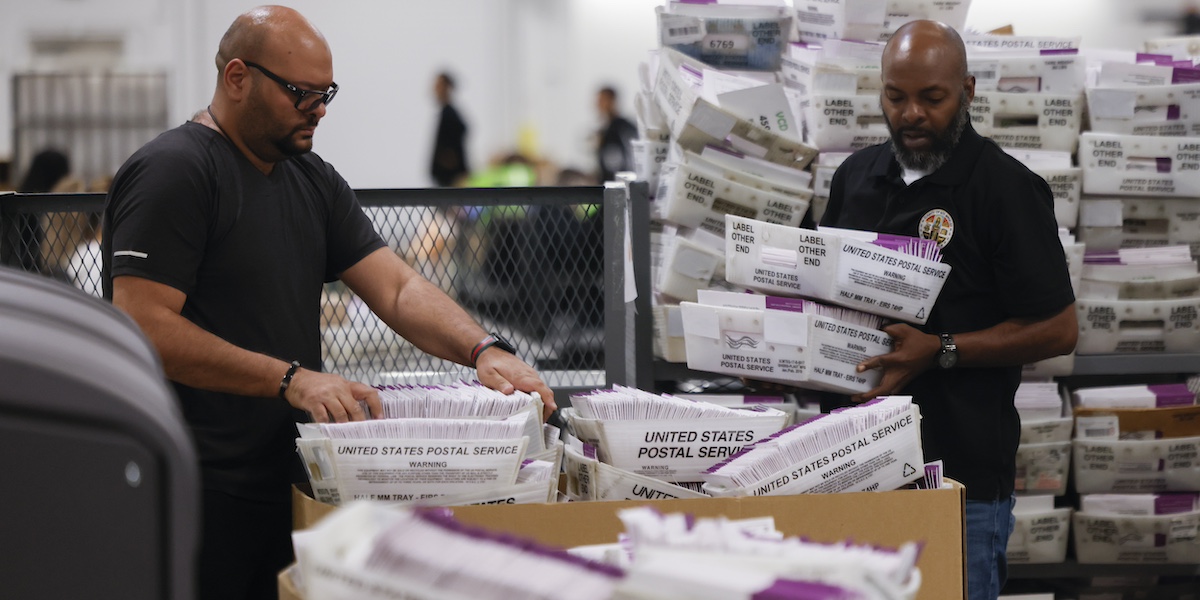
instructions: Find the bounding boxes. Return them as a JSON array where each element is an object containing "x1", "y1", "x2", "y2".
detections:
[
  {"x1": 0, "y1": 194, "x2": 102, "y2": 294},
  {"x1": 350, "y1": 188, "x2": 608, "y2": 391},
  {"x1": 0, "y1": 187, "x2": 613, "y2": 393}
]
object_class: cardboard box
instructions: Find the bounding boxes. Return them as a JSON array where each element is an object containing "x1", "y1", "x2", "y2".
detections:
[
  {"x1": 1074, "y1": 404, "x2": 1200, "y2": 440},
  {"x1": 292, "y1": 480, "x2": 967, "y2": 600},
  {"x1": 278, "y1": 564, "x2": 303, "y2": 600},
  {"x1": 1075, "y1": 296, "x2": 1200, "y2": 354},
  {"x1": 1080, "y1": 132, "x2": 1200, "y2": 197}
]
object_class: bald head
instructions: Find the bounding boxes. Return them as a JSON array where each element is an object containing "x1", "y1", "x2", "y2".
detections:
[
  {"x1": 883, "y1": 20, "x2": 968, "y2": 81},
  {"x1": 215, "y1": 5, "x2": 328, "y2": 74},
  {"x1": 878, "y1": 20, "x2": 974, "y2": 173},
  {"x1": 206, "y1": 5, "x2": 335, "y2": 173}
]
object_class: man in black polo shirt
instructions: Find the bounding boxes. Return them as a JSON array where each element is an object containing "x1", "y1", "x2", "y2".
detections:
[{"x1": 821, "y1": 20, "x2": 1077, "y2": 600}]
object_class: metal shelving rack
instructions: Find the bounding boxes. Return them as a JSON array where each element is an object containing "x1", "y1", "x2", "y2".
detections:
[
  {"x1": 1010, "y1": 561, "x2": 1200, "y2": 579},
  {"x1": 1070, "y1": 353, "x2": 1200, "y2": 376}
]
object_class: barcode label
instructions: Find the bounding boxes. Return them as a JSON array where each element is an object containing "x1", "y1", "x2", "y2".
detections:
[
  {"x1": 1076, "y1": 415, "x2": 1119, "y2": 440},
  {"x1": 968, "y1": 60, "x2": 1001, "y2": 90},
  {"x1": 661, "y1": 15, "x2": 705, "y2": 44}
]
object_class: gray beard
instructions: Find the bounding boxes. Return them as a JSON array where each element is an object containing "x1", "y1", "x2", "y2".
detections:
[{"x1": 884, "y1": 91, "x2": 971, "y2": 173}]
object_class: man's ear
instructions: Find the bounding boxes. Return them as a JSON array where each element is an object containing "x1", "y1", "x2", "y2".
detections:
[
  {"x1": 963, "y1": 74, "x2": 976, "y2": 105},
  {"x1": 221, "y1": 59, "x2": 252, "y2": 101}
]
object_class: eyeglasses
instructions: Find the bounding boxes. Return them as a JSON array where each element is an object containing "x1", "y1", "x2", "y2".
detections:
[{"x1": 243, "y1": 61, "x2": 338, "y2": 111}]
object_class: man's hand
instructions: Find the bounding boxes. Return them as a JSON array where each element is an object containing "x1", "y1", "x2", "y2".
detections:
[
  {"x1": 475, "y1": 348, "x2": 557, "y2": 421},
  {"x1": 850, "y1": 323, "x2": 940, "y2": 403},
  {"x1": 284, "y1": 368, "x2": 383, "y2": 423}
]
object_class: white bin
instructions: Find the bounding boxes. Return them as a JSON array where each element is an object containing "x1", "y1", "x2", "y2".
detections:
[
  {"x1": 1073, "y1": 510, "x2": 1200, "y2": 563},
  {"x1": 1075, "y1": 297, "x2": 1200, "y2": 355},
  {"x1": 1073, "y1": 436, "x2": 1200, "y2": 494},
  {"x1": 1007, "y1": 507, "x2": 1072, "y2": 564},
  {"x1": 1015, "y1": 441, "x2": 1071, "y2": 496}
]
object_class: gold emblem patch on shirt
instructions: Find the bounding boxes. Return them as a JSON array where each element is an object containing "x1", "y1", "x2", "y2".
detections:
[{"x1": 918, "y1": 209, "x2": 954, "y2": 248}]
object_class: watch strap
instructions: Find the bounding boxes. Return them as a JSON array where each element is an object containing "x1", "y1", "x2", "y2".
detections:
[
  {"x1": 938, "y1": 333, "x2": 958, "y2": 369},
  {"x1": 470, "y1": 333, "x2": 516, "y2": 367},
  {"x1": 278, "y1": 360, "x2": 301, "y2": 399}
]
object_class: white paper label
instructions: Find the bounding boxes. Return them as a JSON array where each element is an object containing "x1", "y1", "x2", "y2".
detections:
[{"x1": 834, "y1": 239, "x2": 950, "y2": 323}]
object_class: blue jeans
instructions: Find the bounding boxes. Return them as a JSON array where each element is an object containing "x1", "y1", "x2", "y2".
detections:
[{"x1": 964, "y1": 495, "x2": 1016, "y2": 600}]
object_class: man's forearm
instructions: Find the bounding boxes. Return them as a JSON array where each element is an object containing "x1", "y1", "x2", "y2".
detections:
[
  {"x1": 373, "y1": 276, "x2": 489, "y2": 366},
  {"x1": 139, "y1": 307, "x2": 290, "y2": 397},
  {"x1": 953, "y1": 304, "x2": 1078, "y2": 368}
]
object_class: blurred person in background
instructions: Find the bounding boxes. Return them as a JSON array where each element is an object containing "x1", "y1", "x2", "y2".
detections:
[
  {"x1": 430, "y1": 71, "x2": 470, "y2": 187},
  {"x1": 1, "y1": 148, "x2": 70, "y2": 272},
  {"x1": 594, "y1": 85, "x2": 637, "y2": 183}
]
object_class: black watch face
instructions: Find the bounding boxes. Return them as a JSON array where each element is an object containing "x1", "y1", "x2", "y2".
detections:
[
  {"x1": 492, "y1": 333, "x2": 517, "y2": 354},
  {"x1": 938, "y1": 350, "x2": 957, "y2": 369}
]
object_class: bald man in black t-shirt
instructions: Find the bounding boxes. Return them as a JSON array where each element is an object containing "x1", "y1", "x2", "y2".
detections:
[{"x1": 103, "y1": 7, "x2": 555, "y2": 599}]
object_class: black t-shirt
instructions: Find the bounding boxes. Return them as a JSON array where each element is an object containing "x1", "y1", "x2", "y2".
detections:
[
  {"x1": 822, "y1": 124, "x2": 1075, "y2": 500},
  {"x1": 103, "y1": 121, "x2": 385, "y2": 502}
]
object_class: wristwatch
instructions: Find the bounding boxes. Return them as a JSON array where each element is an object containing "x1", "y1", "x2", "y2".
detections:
[
  {"x1": 488, "y1": 332, "x2": 518, "y2": 356},
  {"x1": 470, "y1": 332, "x2": 518, "y2": 367},
  {"x1": 937, "y1": 333, "x2": 958, "y2": 369}
]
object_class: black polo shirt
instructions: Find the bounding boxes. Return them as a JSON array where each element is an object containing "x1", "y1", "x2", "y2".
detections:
[{"x1": 821, "y1": 123, "x2": 1075, "y2": 501}]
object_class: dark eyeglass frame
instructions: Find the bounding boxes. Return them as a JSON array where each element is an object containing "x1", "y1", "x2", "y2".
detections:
[{"x1": 242, "y1": 60, "x2": 338, "y2": 111}]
